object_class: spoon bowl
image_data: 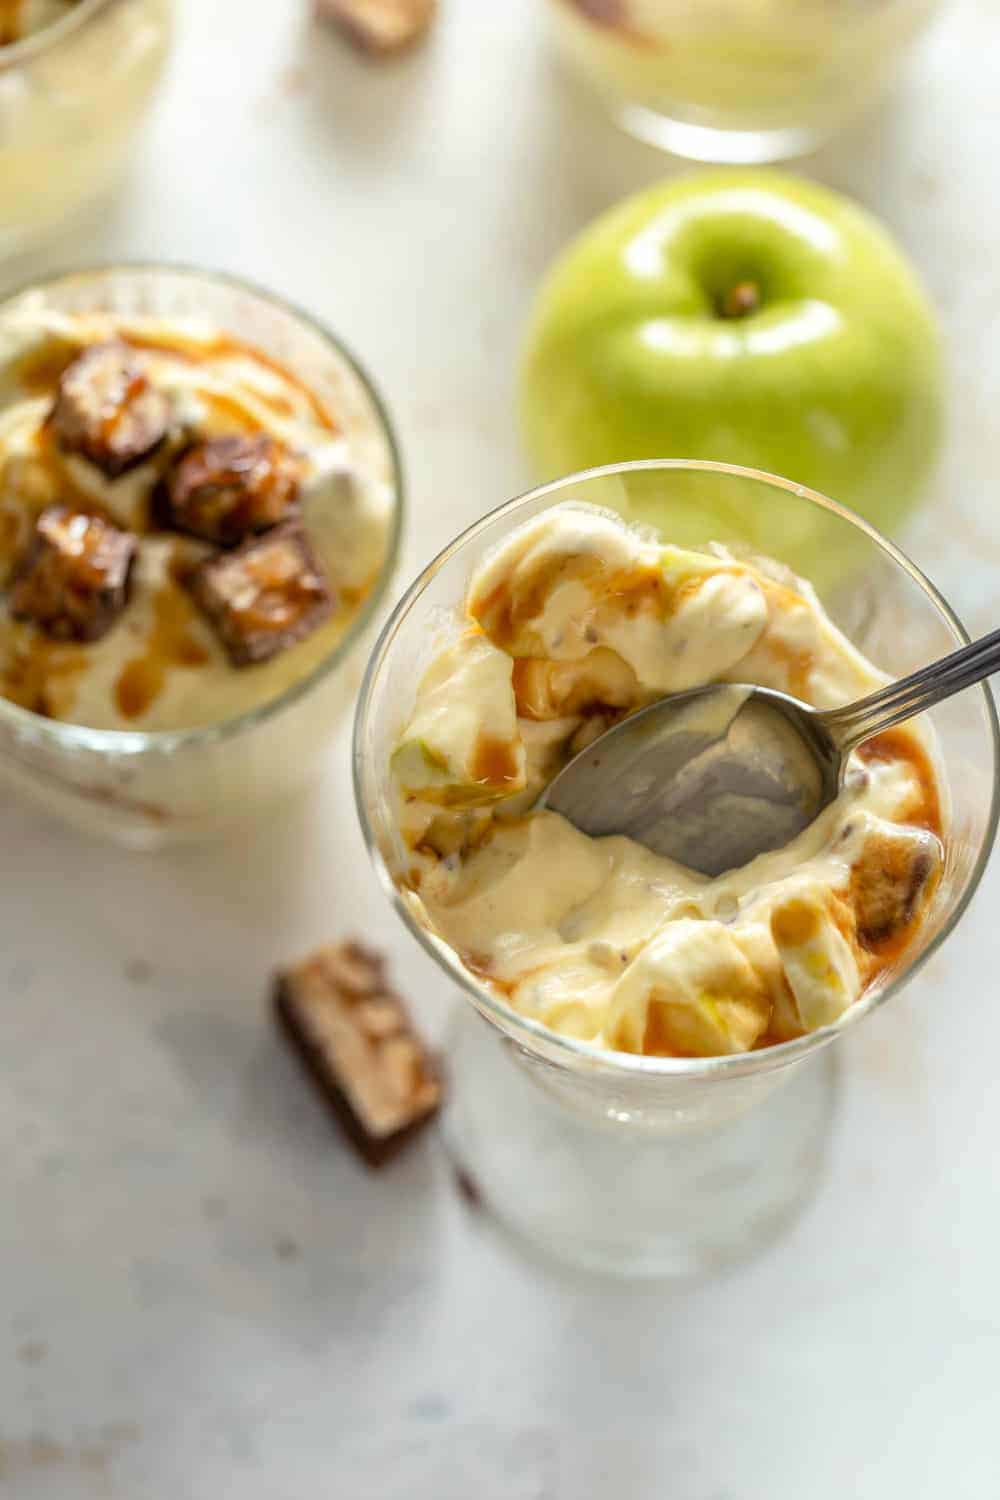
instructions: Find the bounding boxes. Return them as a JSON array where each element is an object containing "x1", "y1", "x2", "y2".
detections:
[
  {"x1": 542, "y1": 621, "x2": 1000, "y2": 876},
  {"x1": 540, "y1": 683, "x2": 840, "y2": 876}
]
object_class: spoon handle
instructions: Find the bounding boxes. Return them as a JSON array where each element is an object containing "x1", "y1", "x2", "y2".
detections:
[{"x1": 820, "y1": 625, "x2": 1000, "y2": 754}]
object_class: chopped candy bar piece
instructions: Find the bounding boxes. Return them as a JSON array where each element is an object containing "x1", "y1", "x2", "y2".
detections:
[
  {"x1": 51, "y1": 341, "x2": 171, "y2": 478},
  {"x1": 274, "y1": 940, "x2": 442, "y2": 1166},
  {"x1": 850, "y1": 820, "x2": 942, "y2": 950},
  {"x1": 159, "y1": 435, "x2": 302, "y2": 546},
  {"x1": 188, "y1": 521, "x2": 334, "y2": 666},
  {"x1": 315, "y1": 0, "x2": 437, "y2": 55},
  {"x1": 10, "y1": 505, "x2": 136, "y2": 642}
]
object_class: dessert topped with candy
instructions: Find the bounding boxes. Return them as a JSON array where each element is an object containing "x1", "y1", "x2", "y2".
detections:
[{"x1": 0, "y1": 309, "x2": 393, "y2": 730}]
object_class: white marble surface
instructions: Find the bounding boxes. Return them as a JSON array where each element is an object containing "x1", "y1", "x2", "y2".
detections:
[{"x1": 3, "y1": 1, "x2": 1000, "y2": 1495}]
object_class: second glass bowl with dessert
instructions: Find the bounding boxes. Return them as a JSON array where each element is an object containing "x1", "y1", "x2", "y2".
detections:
[
  {"x1": 0, "y1": 0, "x2": 174, "y2": 254},
  {"x1": 0, "y1": 265, "x2": 403, "y2": 847},
  {"x1": 355, "y1": 460, "x2": 997, "y2": 1275},
  {"x1": 544, "y1": 0, "x2": 940, "y2": 163}
]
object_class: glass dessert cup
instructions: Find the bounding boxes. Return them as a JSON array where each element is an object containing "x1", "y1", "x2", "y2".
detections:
[
  {"x1": 544, "y1": 0, "x2": 940, "y2": 164},
  {"x1": 0, "y1": 265, "x2": 404, "y2": 849},
  {"x1": 355, "y1": 460, "x2": 998, "y2": 1277},
  {"x1": 0, "y1": 0, "x2": 173, "y2": 255}
]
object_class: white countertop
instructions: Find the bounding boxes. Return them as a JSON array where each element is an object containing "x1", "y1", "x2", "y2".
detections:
[{"x1": 3, "y1": 2, "x2": 1000, "y2": 1496}]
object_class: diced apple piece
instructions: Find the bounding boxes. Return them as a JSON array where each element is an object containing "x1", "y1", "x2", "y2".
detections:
[
  {"x1": 849, "y1": 816, "x2": 942, "y2": 950},
  {"x1": 770, "y1": 886, "x2": 860, "y2": 1030},
  {"x1": 392, "y1": 630, "x2": 525, "y2": 806}
]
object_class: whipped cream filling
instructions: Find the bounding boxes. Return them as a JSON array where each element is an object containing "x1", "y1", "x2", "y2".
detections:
[
  {"x1": 390, "y1": 504, "x2": 944, "y2": 1058},
  {"x1": 0, "y1": 308, "x2": 393, "y2": 730}
]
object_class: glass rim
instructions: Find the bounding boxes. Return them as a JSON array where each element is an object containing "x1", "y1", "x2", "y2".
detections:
[
  {"x1": 0, "y1": 261, "x2": 405, "y2": 757},
  {"x1": 353, "y1": 457, "x2": 1000, "y2": 1082},
  {"x1": 0, "y1": 0, "x2": 127, "y2": 69}
]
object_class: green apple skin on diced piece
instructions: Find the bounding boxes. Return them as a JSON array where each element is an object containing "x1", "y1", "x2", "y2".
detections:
[
  {"x1": 520, "y1": 171, "x2": 944, "y2": 582},
  {"x1": 392, "y1": 631, "x2": 526, "y2": 807}
]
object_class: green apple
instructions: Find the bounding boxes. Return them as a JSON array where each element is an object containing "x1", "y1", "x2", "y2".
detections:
[{"x1": 520, "y1": 171, "x2": 944, "y2": 569}]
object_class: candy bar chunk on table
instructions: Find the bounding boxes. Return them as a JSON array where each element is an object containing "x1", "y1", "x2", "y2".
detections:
[{"x1": 275, "y1": 941, "x2": 442, "y2": 1167}]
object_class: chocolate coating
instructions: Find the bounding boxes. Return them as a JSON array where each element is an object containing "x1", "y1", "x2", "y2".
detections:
[
  {"x1": 51, "y1": 341, "x2": 171, "y2": 479},
  {"x1": 274, "y1": 940, "x2": 442, "y2": 1166},
  {"x1": 159, "y1": 434, "x2": 302, "y2": 546},
  {"x1": 10, "y1": 506, "x2": 137, "y2": 643},
  {"x1": 188, "y1": 521, "x2": 334, "y2": 667}
]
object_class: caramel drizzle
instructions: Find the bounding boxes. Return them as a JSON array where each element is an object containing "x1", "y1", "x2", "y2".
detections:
[
  {"x1": 117, "y1": 330, "x2": 340, "y2": 434},
  {"x1": 469, "y1": 732, "x2": 522, "y2": 788},
  {"x1": 855, "y1": 726, "x2": 942, "y2": 837},
  {"x1": 474, "y1": 558, "x2": 673, "y2": 652},
  {"x1": 195, "y1": 391, "x2": 262, "y2": 435},
  {"x1": 757, "y1": 579, "x2": 815, "y2": 700},
  {"x1": 15, "y1": 325, "x2": 340, "y2": 436},
  {"x1": 0, "y1": 0, "x2": 23, "y2": 45},
  {"x1": 846, "y1": 727, "x2": 944, "y2": 975},
  {"x1": 114, "y1": 576, "x2": 209, "y2": 721}
]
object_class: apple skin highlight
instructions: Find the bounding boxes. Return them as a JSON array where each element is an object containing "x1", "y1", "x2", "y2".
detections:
[{"x1": 520, "y1": 171, "x2": 944, "y2": 561}]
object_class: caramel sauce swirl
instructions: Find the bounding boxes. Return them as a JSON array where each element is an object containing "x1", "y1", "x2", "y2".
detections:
[{"x1": 114, "y1": 573, "x2": 210, "y2": 721}]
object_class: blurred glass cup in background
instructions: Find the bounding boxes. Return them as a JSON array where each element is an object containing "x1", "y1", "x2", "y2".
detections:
[
  {"x1": 355, "y1": 460, "x2": 998, "y2": 1276},
  {"x1": 544, "y1": 0, "x2": 941, "y2": 163},
  {"x1": 0, "y1": 0, "x2": 174, "y2": 256}
]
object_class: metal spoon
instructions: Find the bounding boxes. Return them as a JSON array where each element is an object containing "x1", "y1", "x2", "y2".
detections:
[{"x1": 540, "y1": 626, "x2": 1000, "y2": 877}]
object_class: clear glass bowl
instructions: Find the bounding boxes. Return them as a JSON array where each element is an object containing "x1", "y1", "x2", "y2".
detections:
[
  {"x1": 0, "y1": 0, "x2": 173, "y2": 255},
  {"x1": 355, "y1": 460, "x2": 998, "y2": 1276},
  {"x1": 0, "y1": 265, "x2": 404, "y2": 849},
  {"x1": 543, "y1": 0, "x2": 940, "y2": 164}
]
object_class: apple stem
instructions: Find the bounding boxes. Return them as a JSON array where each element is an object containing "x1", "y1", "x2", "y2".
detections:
[{"x1": 718, "y1": 281, "x2": 761, "y2": 319}]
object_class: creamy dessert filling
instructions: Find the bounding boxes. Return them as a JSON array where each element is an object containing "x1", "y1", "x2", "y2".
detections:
[
  {"x1": 390, "y1": 504, "x2": 944, "y2": 1059},
  {"x1": 0, "y1": 309, "x2": 392, "y2": 730}
]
